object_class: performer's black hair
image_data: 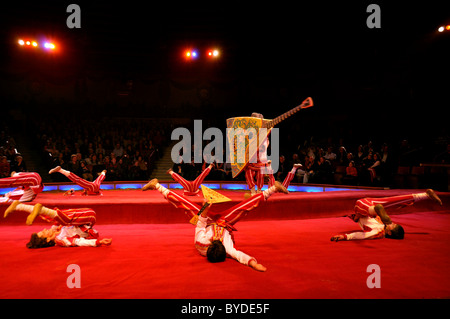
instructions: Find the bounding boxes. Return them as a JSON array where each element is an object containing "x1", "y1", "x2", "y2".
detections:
[
  {"x1": 206, "y1": 240, "x2": 226, "y2": 263},
  {"x1": 385, "y1": 224, "x2": 405, "y2": 240},
  {"x1": 26, "y1": 233, "x2": 56, "y2": 249}
]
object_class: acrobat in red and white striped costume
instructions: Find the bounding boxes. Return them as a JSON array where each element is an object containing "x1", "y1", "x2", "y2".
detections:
[
  {"x1": 245, "y1": 162, "x2": 276, "y2": 192},
  {"x1": 345, "y1": 192, "x2": 431, "y2": 240},
  {"x1": 0, "y1": 172, "x2": 44, "y2": 203},
  {"x1": 6, "y1": 201, "x2": 110, "y2": 247},
  {"x1": 246, "y1": 163, "x2": 302, "y2": 192},
  {"x1": 244, "y1": 136, "x2": 276, "y2": 193},
  {"x1": 281, "y1": 164, "x2": 303, "y2": 189},
  {"x1": 168, "y1": 163, "x2": 213, "y2": 196},
  {"x1": 353, "y1": 192, "x2": 430, "y2": 216},
  {"x1": 49, "y1": 166, "x2": 105, "y2": 195},
  {"x1": 150, "y1": 181, "x2": 282, "y2": 266},
  {"x1": 54, "y1": 208, "x2": 102, "y2": 247},
  {"x1": 344, "y1": 214, "x2": 386, "y2": 240},
  {"x1": 43, "y1": 207, "x2": 101, "y2": 247}
]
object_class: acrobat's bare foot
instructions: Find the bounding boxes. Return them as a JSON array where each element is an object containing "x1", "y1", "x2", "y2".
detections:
[
  {"x1": 26, "y1": 203, "x2": 42, "y2": 226},
  {"x1": 426, "y1": 189, "x2": 442, "y2": 206},
  {"x1": 142, "y1": 178, "x2": 159, "y2": 191},
  {"x1": 4, "y1": 200, "x2": 20, "y2": 218},
  {"x1": 49, "y1": 166, "x2": 61, "y2": 174},
  {"x1": 274, "y1": 181, "x2": 289, "y2": 194}
]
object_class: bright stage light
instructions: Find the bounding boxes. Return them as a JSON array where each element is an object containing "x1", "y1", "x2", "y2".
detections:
[
  {"x1": 16, "y1": 37, "x2": 58, "y2": 52},
  {"x1": 44, "y1": 42, "x2": 56, "y2": 50},
  {"x1": 438, "y1": 26, "x2": 444, "y2": 32},
  {"x1": 184, "y1": 49, "x2": 198, "y2": 60},
  {"x1": 207, "y1": 49, "x2": 220, "y2": 58},
  {"x1": 446, "y1": 25, "x2": 450, "y2": 30}
]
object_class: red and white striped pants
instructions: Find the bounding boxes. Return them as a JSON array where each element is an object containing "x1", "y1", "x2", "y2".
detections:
[
  {"x1": 170, "y1": 166, "x2": 212, "y2": 195},
  {"x1": 354, "y1": 194, "x2": 417, "y2": 216},
  {"x1": 0, "y1": 172, "x2": 42, "y2": 189},
  {"x1": 246, "y1": 165, "x2": 297, "y2": 190},
  {"x1": 0, "y1": 172, "x2": 43, "y2": 201},
  {"x1": 245, "y1": 163, "x2": 275, "y2": 190},
  {"x1": 164, "y1": 189, "x2": 264, "y2": 227},
  {"x1": 282, "y1": 171, "x2": 296, "y2": 188},
  {"x1": 53, "y1": 207, "x2": 97, "y2": 227},
  {"x1": 67, "y1": 172, "x2": 105, "y2": 194}
]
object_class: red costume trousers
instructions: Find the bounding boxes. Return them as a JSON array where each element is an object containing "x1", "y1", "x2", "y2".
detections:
[
  {"x1": 164, "y1": 189, "x2": 264, "y2": 227},
  {"x1": 53, "y1": 208, "x2": 97, "y2": 228},
  {"x1": 170, "y1": 165, "x2": 212, "y2": 195},
  {"x1": 67, "y1": 172, "x2": 105, "y2": 194},
  {"x1": 0, "y1": 172, "x2": 42, "y2": 189},
  {"x1": 245, "y1": 163, "x2": 275, "y2": 190},
  {"x1": 354, "y1": 194, "x2": 417, "y2": 216}
]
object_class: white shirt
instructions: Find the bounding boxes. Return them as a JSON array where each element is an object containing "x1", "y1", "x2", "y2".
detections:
[
  {"x1": 195, "y1": 216, "x2": 256, "y2": 266},
  {"x1": 345, "y1": 216, "x2": 385, "y2": 240},
  {"x1": 55, "y1": 225, "x2": 99, "y2": 247}
]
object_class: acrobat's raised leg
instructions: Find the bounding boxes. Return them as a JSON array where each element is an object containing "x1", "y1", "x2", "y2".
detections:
[
  {"x1": 354, "y1": 189, "x2": 442, "y2": 217},
  {"x1": 4, "y1": 200, "x2": 96, "y2": 226},
  {"x1": 282, "y1": 164, "x2": 303, "y2": 189},
  {"x1": 216, "y1": 181, "x2": 287, "y2": 227},
  {"x1": 0, "y1": 172, "x2": 42, "y2": 188},
  {"x1": 142, "y1": 178, "x2": 288, "y2": 224},
  {"x1": 166, "y1": 163, "x2": 214, "y2": 196},
  {"x1": 49, "y1": 166, "x2": 106, "y2": 194}
]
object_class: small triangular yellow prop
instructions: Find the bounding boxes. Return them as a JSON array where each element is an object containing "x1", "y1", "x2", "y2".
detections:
[{"x1": 201, "y1": 185, "x2": 232, "y2": 204}]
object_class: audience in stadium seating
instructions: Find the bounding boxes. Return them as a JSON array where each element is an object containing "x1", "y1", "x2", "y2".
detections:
[
  {"x1": 28, "y1": 117, "x2": 167, "y2": 182},
  {"x1": 1, "y1": 116, "x2": 448, "y2": 191}
]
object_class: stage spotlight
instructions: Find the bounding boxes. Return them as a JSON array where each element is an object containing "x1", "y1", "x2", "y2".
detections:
[
  {"x1": 446, "y1": 25, "x2": 450, "y2": 30},
  {"x1": 16, "y1": 37, "x2": 58, "y2": 52},
  {"x1": 207, "y1": 49, "x2": 220, "y2": 58},
  {"x1": 184, "y1": 49, "x2": 198, "y2": 60},
  {"x1": 438, "y1": 26, "x2": 444, "y2": 32},
  {"x1": 44, "y1": 42, "x2": 56, "y2": 50}
]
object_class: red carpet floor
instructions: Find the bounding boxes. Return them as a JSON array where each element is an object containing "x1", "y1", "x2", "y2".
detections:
[
  {"x1": 1, "y1": 187, "x2": 448, "y2": 225},
  {"x1": 0, "y1": 188, "x2": 449, "y2": 299}
]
